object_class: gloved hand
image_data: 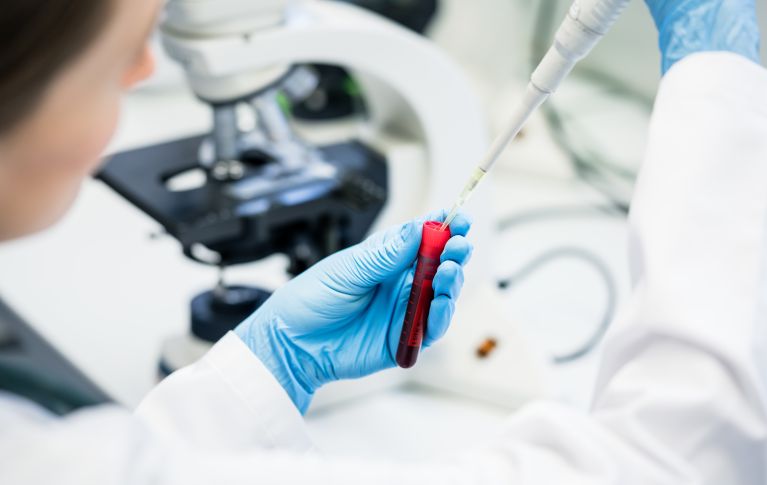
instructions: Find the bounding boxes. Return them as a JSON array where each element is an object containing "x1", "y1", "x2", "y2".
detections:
[
  {"x1": 235, "y1": 211, "x2": 473, "y2": 413},
  {"x1": 644, "y1": 0, "x2": 761, "y2": 74}
]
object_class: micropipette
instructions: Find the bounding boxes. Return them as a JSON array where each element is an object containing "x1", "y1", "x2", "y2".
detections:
[{"x1": 442, "y1": 0, "x2": 632, "y2": 230}]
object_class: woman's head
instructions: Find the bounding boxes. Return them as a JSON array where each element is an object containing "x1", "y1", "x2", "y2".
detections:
[{"x1": 0, "y1": 0, "x2": 160, "y2": 241}]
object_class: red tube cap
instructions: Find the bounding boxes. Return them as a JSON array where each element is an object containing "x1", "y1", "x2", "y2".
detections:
[{"x1": 419, "y1": 221, "x2": 451, "y2": 259}]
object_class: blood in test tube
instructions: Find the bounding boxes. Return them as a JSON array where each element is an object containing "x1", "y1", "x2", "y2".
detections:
[{"x1": 396, "y1": 221, "x2": 452, "y2": 368}]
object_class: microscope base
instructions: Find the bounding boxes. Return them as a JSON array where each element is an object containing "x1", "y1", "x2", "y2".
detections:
[{"x1": 158, "y1": 285, "x2": 271, "y2": 377}]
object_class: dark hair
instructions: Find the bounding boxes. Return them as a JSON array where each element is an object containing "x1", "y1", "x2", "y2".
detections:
[{"x1": 0, "y1": 1, "x2": 113, "y2": 134}]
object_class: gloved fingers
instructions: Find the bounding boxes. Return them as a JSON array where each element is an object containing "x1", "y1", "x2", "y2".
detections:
[
  {"x1": 422, "y1": 233, "x2": 470, "y2": 348},
  {"x1": 339, "y1": 219, "x2": 422, "y2": 290},
  {"x1": 441, "y1": 235, "x2": 473, "y2": 266},
  {"x1": 320, "y1": 211, "x2": 470, "y2": 293},
  {"x1": 432, "y1": 260, "x2": 464, "y2": 301},
  {"x1": 422, "y1": 209, "x2": 472, "y2": 237},
  {"x1": 446, "y1": 211, "x2": 472, "y2": 238},
  {"x1": 422, "y1": 295, "x2": 454, "y2": 347}
]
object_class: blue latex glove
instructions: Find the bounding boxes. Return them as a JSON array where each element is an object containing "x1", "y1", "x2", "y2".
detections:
[
  {"x1": 235, "y1": 211, "x2": 473, "y2": 413},
  {"x1": 644, "y1": 0, "x2": 761, "y2": 74}
]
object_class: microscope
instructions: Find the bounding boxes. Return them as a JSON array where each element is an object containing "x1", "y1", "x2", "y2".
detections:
[{"x1": 98, "y1": 0, "x2": 492, "y2": 376}]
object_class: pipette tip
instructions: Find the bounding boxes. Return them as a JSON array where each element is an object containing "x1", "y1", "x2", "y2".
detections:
[{"x1": 440, "y1": 205, "x2": 460, "y2": 231}]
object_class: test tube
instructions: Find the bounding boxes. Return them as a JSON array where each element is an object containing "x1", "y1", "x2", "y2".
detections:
[{"x1": 396, "y1": 221, "x2": 452, "y2": 368}]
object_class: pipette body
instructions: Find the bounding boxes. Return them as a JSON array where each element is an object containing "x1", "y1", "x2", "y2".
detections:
[{"x1": 442, "y1": 0, "x2": 632, "y2": 230}]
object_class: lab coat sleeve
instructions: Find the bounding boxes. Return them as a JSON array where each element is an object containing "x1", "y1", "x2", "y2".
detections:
[
  {"x1": 135, "y1": 332, "x2": 313, "y2": 452},
  {"x1": 481, "y1": 51, "x2": 767, "y2": 484},
  {"x1": 591, "y1": 51, "x2": 767, "y2": 483}
]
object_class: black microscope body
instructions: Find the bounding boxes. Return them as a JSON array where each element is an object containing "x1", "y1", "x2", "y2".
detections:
[{"x1": 98, "y1": 134, "x2": 387, "y2": 353}]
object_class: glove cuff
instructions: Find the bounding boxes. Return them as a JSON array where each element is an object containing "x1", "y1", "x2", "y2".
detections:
[
  {"x1": 656, "y1": 2, "x2": 760, "y2": 74},
  {"x1": 234, "y1": 313, "x2": 315, "y2": 414}
]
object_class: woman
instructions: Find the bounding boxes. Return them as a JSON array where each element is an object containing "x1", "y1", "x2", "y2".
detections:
[{"x1": 2, "y1": 0, "x2": 766, "y2": 483}]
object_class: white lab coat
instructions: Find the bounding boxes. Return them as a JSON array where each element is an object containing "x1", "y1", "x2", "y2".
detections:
[{"x1": 2, "y1": 51, "x2": 767, "y2": 484}]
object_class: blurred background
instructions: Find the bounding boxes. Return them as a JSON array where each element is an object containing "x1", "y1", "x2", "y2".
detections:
[{"x1": 1, "y1": 0, "x2": 766, "y2": 463}]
